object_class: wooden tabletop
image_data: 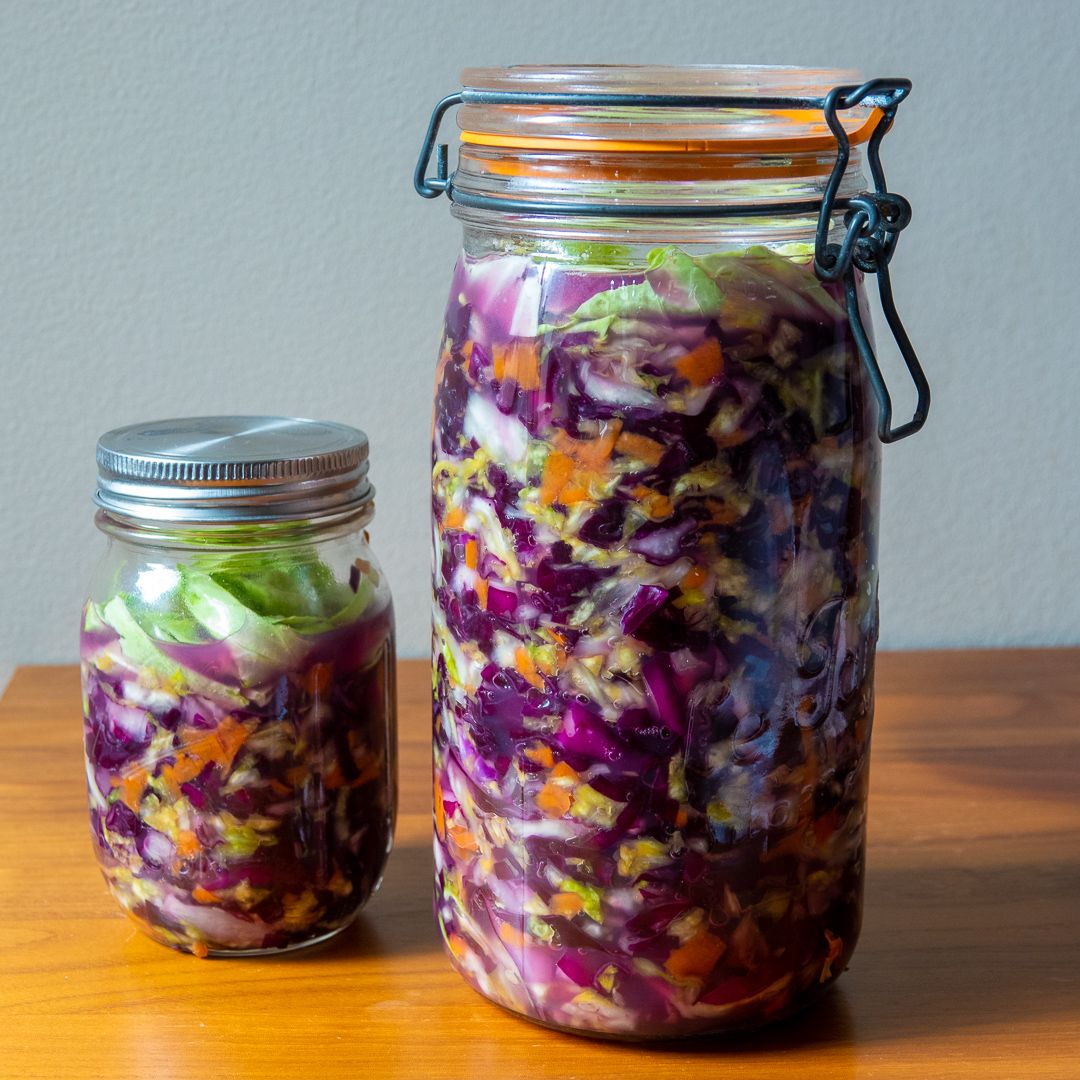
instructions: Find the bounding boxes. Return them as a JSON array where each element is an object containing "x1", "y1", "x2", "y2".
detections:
[{"x1": 1, "y1": 651, "x2": 1078, "y2": 1079}]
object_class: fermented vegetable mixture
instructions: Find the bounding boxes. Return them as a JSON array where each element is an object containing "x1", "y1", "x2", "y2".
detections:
[
  {"x1": 81, "y1": 547, "x2": 394, "y2": 956},
  {"x1": 431, "y1": 241, "x2": 879, "y2": 1035}
]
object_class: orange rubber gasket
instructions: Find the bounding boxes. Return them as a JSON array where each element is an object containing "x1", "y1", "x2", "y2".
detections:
[
  {"x1": 474, "y1": 155, "x2": 838, "y2": 183},
  {"x1": 460, "y1": 108, "x2": 882, "y2": 156}
]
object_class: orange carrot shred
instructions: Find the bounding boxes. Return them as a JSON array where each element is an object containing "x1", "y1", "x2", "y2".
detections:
[
  {"x1": 191, "y1": 886, "x2": 219, "y2": 904},
  {"x1": 448, "y1": 824, "x2": 479, "y2": 855},
  {"x1": 666, "y1": 929, "x2": 727, "y2": 979},
  {"x1": 550, "y1": 892, "x2": 585, "y2": 917},
  {"x1": 674, "y1": 338, "x2": 724, "y2": 386},
  {"x1": 615, "y1": 431, "x2": 666, "y2": 466},
  {"x1": 523, "y1": 744, "x2": 555, "y2": 769},
  {"x1": 493, "y1": 341, "x2": 542, "y2": 390},
  {"x1": 443, "y1": 506, "x2": 466, "y2": 530},
  {"x1": 550, "y1": 761, "x2": 579, "y2": 783},
  {"x1": 539, "y1": 451, "x2": 574, "y2": 506},
  {"x1": 176, "y1": 830, "x2": 201, "y2": 859},
  {"x1": 681, "y1": 566, "x2": 707, "y2": 590},
  {"x1": 191, "y1": 941, "x2": 209, "y2": 959},
  {"x1": 464, "y1": 539, "x2": 478, "y2": 570},
  {"x1": 705, "y1": 497, "x2": 742, "y2": 525},
  {"x1": 302, "y1": 663, "x2": 333, "y2": 696},
  {"x1": 557, "y1": 482, "x2": 591, "y2": 505},
  {"x1": 434, "y1": 777, "x2": 446, "y2": 841},
  {"x1": 119, "y1": 768, "x2": 147, "y2": 812},
  {"x1": 515, "y1": 647, "x2": 545, "y2": 689},
  {"x1": 498, "y1": 921, "x2": 529, "y2": 950},
  {"x1": 535, "y1": 782, "x2": 572, "y2": 818},
  {"x1": 323, "y1": 763, "x2": 346, "y2": 790},
  {"x1": 554, "y1": 421, "x2": 622, "y2": 469}
]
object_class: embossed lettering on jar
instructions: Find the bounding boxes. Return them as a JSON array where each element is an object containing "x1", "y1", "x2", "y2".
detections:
[{"x1": 419, "y1": 65, "x2": 927, "y2": 1038}]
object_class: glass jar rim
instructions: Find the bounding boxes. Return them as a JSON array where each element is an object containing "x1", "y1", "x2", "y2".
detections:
[
  {"x1": 94, "y1": 504, "x2": 374, "y2": 550},
  {"x1": 457, "y1": 65, "x2": 876, "y2": 153}
]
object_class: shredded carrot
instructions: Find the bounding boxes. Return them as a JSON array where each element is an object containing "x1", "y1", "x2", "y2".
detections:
[
  {"x1": 675, "y1": 807, "x2": 690, "y2": 829},
  {"x1": 674, "y1": 338, "x2": 724, "y2": 386},
  {"x1": 267, "y1": 778, "x2": 293, "y2": 797},
  {"x1": 539, "y1": 451, "x2": 574, "y2": 506},
  {"x1": 434, "y1": 777, "x2": 446, "y2": 841},
  {"x1": 681, "y1": 566, "x2": 707, "y2": 590},
  {"x1": 474, "y1": 578, "x2": 489, "y2": 609},
  {"x1": 550, "y1": 761, "x2": 579, "y2": 783},
  {"x1": 191, "y1": 941, "x2": 209, "y2": 959},
  {"x1": 301, "y1": 663, "x2": 333, "y2": 696},
  {"x1": 353, "y1": 762, "x2": 382, "y2": 787},
  {"x1": 119, "y1": 768, "x2": 148, "y2": 812},
  {"x1": 523, "y1": 744, "x2": 555, "y2": 769},
  {"x1": 284, "y1": 764, "x2": 309, "y2": 788},
  {"x1": 178, "y1": 716, "x2": 251, "y2": 764},
  {"x1": 536, "y1": 782, "x2": 572, "y2": 818},
  {"x1": 515, "y1": 647, "x2": 545, "y2": 689},
  {"x1": 550, "y1": 892, "x2": 585, "y2": 917},
  {"x1": 163, "y1": 717, "x2": 255, "y2": 795},
  {"x1": 814, "y1": 809, "x2": 839, "y2": 845},
  {"x1": 498, "y1": 921, "x2": 529, "y2": 950},
  {"x1": 176, "y1": 830, "x2": 201, "y2": 859},
  {"x1": 447, "y1": 932, "x2": 469, "y2": 959},
  {"x1": 448, "y1": 824, "x2": 479, "y2": 855},
  {"x1": 191, "y1": 886, "x2": 219, "y2": 904},
  {"x1": 705, "y1": 497, "x2": 742, "y2": 525},
  {"x1": 323, "y1": 763, "x2": 346, "y2": 790},
  {"x1": 553, "y1": 421, "x2": 622, "y2": 469},
  {"x1": 821, "y1": 929, "x2": 844, "y2": 982},
  {"x1": 493, "y1": 341, "x2": 542, "y2": 390},
  {"x1": 464, "y1": 539, "x2": 478, "y2": 570},
  {"x1": 557, "y1": 482, "x2": 591, "y2": 505},
  {"x1": 443, "y1": 506, "x2": 466, "y2": 530},
  {"x1": 615, "y1": 431, "x2": 666, "y2": 466},
  {"x1": 666, "y1": 929, "x2": 727, "y2": 980},
  {"x1": 633, "y1": 485, "x2": 674, "y2": 521}
]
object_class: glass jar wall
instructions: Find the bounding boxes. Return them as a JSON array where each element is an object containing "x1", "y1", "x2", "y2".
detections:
[
  {"x1": 82, "y1": 417, "x2": 396, "y2": 956},
  {"x1": 429, "y1": 67, "x2": 883, "y2": 1038}
]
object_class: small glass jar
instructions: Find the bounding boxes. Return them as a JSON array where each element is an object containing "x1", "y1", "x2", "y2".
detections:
[
  {"x1": 419, "y1": 67, "x2": 928, "y2": 1037},
  {"x1": 81, "y1": 417, "x2": 396, "y2": 957}
]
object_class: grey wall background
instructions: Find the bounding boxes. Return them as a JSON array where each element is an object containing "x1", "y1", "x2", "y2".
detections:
[{"x1": 2, "y1": 0, "x2": 1078, "y2": 691}]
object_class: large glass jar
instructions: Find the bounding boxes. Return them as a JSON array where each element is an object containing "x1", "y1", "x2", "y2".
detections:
[
  {"x1": 424, "y1": 66, "x2": 925, "y2": 1038},
  {"x1": 81, "y1": 417, "x2": 396, "y2": 957}
]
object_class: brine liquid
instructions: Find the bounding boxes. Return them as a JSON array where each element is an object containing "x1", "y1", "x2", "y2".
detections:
[{"x1": 431, "y1": 246, "x2": 879, "y2": 1037}]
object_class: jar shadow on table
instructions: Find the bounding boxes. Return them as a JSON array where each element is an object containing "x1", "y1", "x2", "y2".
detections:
[{"x1": 269, "y1": 839, "x2": 1078, "y2": 1052}]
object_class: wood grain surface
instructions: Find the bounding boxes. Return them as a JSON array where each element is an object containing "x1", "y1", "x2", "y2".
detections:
[{"x1": 1, "y1": 652, "x2": 1077, "y2": 1079}]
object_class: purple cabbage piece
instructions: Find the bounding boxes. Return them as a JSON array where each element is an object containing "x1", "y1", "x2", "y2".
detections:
[
  {"x1": 642, "y1": 655, "x2": 686, "y2": 736},
  {"x1": 559, "y1": 701, "x2": 651, "y2": 774},
  {"x1": 157, "y1": 639, "x2": 241, "y2": 686},
  {"x1": 136, "y1": 828, "x2": 175, "y2": 868},
  {"x1": 556, "y1": 948, "x2": 604, "y2": 987},
  {"x1": 620, "y1": 585, "x2": 669, "y2": 635},
  {"x1": 104, "y1": 801, "x2": 142, "y2": 839},
  {"x1": 629, "y1": 520, "x2": 697, "y2": 565},
  {"x1": 487, "y1": 585, "x2": 518, "y2": 616}
]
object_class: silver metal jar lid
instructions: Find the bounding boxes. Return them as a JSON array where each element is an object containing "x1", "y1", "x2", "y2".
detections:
[{"x1": 95, "y1": 416, "x2": 373, "y2": 524}]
